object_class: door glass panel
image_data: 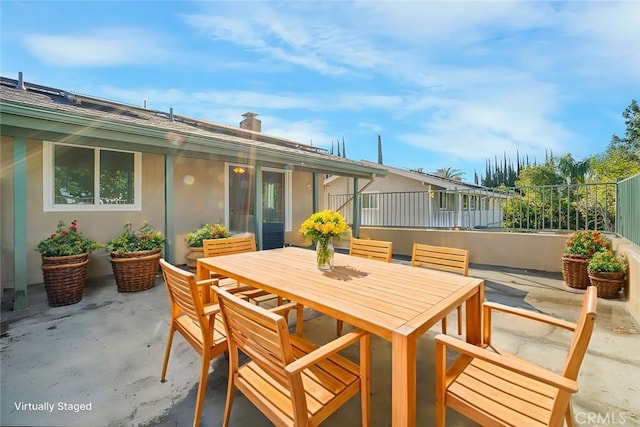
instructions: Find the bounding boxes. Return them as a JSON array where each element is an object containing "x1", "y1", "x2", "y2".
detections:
[
  {"x1": 229, "y1": 166, "x2": 254, "y2": 233},
  {"x1": 262, "y1": 171, "x2": 285, "y2": 249},
  {"x1": 263, "y1": 171, "x2": 284, "y2": 223}
]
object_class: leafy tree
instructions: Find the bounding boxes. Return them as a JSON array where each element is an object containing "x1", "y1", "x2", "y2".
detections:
[
  {"x1": 505, "y1": 155, "x2": 612, "y2": 231},
  {"x1": 591, "y1": 99, "x2": 640, "y2": 181},
  {"x1": 558, "y1": 154, "x2": 590, "y2": 184},
  {"x1": 591, "y1": 148, "x2": 640, "y2": 182},
  {"x1": 609, "y1": 99, "x2": 639, "y2": 156},
  {"x1": 515, "y1": 160, "x2": 564, "y2": 187}
]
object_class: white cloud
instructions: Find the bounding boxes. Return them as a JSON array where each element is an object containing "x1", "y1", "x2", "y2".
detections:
[
  {"x1": 181, "y1": 3, "x2": 389, "y2": 76},
  {"x1": 23, "y1": 28, "x2": 173, "y2": 67},
  {"x1": 261, "y1": 116, "x2": 335, "y2": 148},
  {"x1": 79, "y1": 1, "x2": 637, "y2": 170}
]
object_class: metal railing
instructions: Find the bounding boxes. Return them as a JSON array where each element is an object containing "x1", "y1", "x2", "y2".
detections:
[
  {"x1": 616, "y1": 173, "x2": 640, "y2": 246},
  {"x1": 327, "y1": 182, "x2": 618, "y2": 233}
]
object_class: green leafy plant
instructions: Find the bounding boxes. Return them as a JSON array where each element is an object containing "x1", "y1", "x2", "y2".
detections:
[
  {"x1": 564, "y1": 230, "x2": 610, "y2": 259},
  {"x1": 587, "y1": 250, "x2": 626, "y2": 273},
  {"x1": 107, "y1": 222, "x2": 165, "y2": 253},
  {"x1": 35, "y1": 220, "x2": 102, "y2": 257},
  {"x1": 185, "y1": 223, "x2": 230, "y2": 247}
]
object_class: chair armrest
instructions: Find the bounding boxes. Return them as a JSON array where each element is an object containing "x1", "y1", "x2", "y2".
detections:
[
  {"x1": 194, "y1": 278, "x2": 220, "y2": 303},
  {"x1": 484, "y1": 302, "x2": 577, "y2": 331},
  {"x1": 285, "y1": 329, "x2": 368, "y2": 375},
  {"x1": 269, "y1": 301, "x2": 300, "y2": 316},
  {"x1": 196, "y1": 278, "x2": 220, "y2": 287},
  {"x1": 435, "y1": 334, "x2": 578, "y2": 393},
  {"x1": 202, "y1": 303, "x2": 221, "y2": 317}
]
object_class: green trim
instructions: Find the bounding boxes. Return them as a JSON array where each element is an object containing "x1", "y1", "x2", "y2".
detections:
[
  {"x1": 352, "y1": 178, "x2": 360, "y2": 238},
  {"x1": 164, "y1": 154, "x2": 174, "y2": 263},
  {"x1": 254, "y1": 166, "x2": 263, "y2": 250},
  {"x1": 13, "y1": 137, "x2": 28, "y2": 310},
  {"x1": 312, "y1": 173, "x2": 318, "y2": 213}
]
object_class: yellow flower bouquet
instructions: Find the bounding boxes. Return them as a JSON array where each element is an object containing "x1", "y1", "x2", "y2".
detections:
[{"x1": 299, "y1": 210, "x2": 349, "y2": 269}]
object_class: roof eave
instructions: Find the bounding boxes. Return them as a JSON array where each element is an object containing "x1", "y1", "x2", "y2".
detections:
[{"x1": 0, "y1": 101, "x2": 387, "y2": 179}]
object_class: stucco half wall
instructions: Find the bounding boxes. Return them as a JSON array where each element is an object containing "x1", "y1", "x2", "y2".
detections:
[
  {"x1": 358, "y1": 227, "x2": 567, "y2": 271},
  {"x1": 357, "y1": 227, "x2": 640, "y2": 324},
  {"x1": 613, "y1": 237, "x2": 640, "y2": 325}
]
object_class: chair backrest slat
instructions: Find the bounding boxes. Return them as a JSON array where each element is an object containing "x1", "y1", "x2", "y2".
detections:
[
  {"x1": 563, "y1": 286, "x2": 597, "y2": 379},
  {"x1": 203, "y1": 235, "x2": 256, "y2": 257},
  {"x1": 217, "y1": 288, "x2": 294, "y2": 387},
  {"x1": 160, "y1": 259, "x2": 205, "y2": 325},
  {"x1": 350, "y1": 238, "x2": 393, "y2": 263},
  {"x1": 411, "y1": 243, "x2": 469, "y2": 276}
]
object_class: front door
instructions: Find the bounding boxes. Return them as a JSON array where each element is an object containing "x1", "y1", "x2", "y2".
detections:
[{"x1": 262, "y1": 170, "x2": 285, "y2": 249}]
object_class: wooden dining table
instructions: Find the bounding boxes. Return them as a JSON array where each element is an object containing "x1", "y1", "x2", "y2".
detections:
[{"x1": 197, "y1": 246, "x2": 484, "y2": 427}]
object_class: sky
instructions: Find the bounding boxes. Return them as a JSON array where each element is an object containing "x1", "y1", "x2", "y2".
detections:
[{"x1": 1, "y1": 0, "x2": 639, "y2": 183}]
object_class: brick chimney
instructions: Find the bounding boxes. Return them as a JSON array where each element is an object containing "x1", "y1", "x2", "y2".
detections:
[{"x1": 240, "y1": 112, "x2": 261, "y2": 132}]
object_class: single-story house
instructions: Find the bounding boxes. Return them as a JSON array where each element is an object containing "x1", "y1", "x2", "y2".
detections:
[
  {"x1": 0, "y1": 73, "x2": 386, "y2": 309},
  {"x1": 325, "y1": 161, "x2": 509, "y2": 229}
]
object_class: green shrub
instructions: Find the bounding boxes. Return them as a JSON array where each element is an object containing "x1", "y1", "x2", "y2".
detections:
[
  {"x1": 107, "y1": 222, "x2": 165, "y2": 253},
  {"x1": 587, "y1": 250, "x2": 626, "y2": 273},
  {"x1": 185, "y1": 223, "x2": 230, "y2": 247}
]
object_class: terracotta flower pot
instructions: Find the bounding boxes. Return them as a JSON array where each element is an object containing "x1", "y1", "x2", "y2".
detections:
[{"x1": 185, "y1": 247, "x2": 204, "y2": 273}]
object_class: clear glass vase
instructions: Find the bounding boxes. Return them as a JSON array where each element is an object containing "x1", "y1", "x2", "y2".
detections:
[{"x1": 316, "y1": 237, "x2": 334, "y2": 270}]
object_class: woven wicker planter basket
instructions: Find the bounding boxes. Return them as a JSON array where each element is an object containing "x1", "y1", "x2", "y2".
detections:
[
  {"x1": 588, "y1": 272, "x2": 625, "y2": 299},
  {"x1": 561, "y1": 256, "x2": 590, "y2": 289},
  {"x1": 41, "y1": 253, "x2": 89, "y2": 307},
  {"x1": 110, "y1": 249, "x2": 162, "y2": 292}
]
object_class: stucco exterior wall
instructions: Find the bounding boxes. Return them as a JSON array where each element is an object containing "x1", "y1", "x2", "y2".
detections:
[
  {"x1": 171, "y1": 157, "x2": 226, "y2": 264},
  {"x1": 0, "y1": 139, "x2": 166, "y2": 286},
  {"x1": 2, "y1": 139, "x2": 326, "y2": 288},
  {"x1": 286, "y1": 171, "x2": 319, "y2": 248}
]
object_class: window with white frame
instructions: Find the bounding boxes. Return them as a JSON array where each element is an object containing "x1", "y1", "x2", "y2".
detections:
[
  {"x1": 361, "y1": 192, "x2": 379, "y2": 210},
  {"x1": 438, "y1": 192, "x2": 449, "y2": 210},
  {"x1": 43, "y1": 142, "x2": 142, "y2": 211}
]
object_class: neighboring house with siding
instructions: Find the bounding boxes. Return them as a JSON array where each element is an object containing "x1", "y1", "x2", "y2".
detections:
[
  {"x1": 325, "y1": 161, "x2": 508, "y2": 230},
  {"x1": 0, "y1": 74, "x2": 386, "y2": 309}
]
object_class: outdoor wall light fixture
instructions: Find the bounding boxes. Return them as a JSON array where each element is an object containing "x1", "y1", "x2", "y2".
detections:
[{"x1": 232, "y1": 167, "x2": 246, "y2": 174}]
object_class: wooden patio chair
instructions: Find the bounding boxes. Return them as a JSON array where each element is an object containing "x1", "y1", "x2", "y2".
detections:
[
  {"x1": 159, "y1": 259, "x2": 229, "y2": 427},
  {"x1": 202, "y1": 235, "x2": 280, "y2": 305},
  {"x1": 435, "y1": 286, "x2": 597, "y2": 427},
  {"x1": 214, "y1": 287, "x2": 371, "y2": 427},
  {"x1": 336, "y1": 237, "x2": 393, "y2": 335},
  {"x1": 411, "y1": 243, "x2": 468, "y2": 335}
]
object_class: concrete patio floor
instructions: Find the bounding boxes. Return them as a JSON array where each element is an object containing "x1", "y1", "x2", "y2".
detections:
[{"x1": 1, "y1": 261, "x2": 639, "y2": 427}]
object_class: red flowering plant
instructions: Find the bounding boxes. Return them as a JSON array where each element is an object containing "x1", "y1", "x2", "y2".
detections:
[
  {"x1": 107, "y1": 222, "x2": 166, "y2": 253},
  {"x1": 35, "y1": 220, "x2": 102, "y2": 257},
  {"x1": 563, "y1": 230, "x2": 610, "y2": 259}
]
